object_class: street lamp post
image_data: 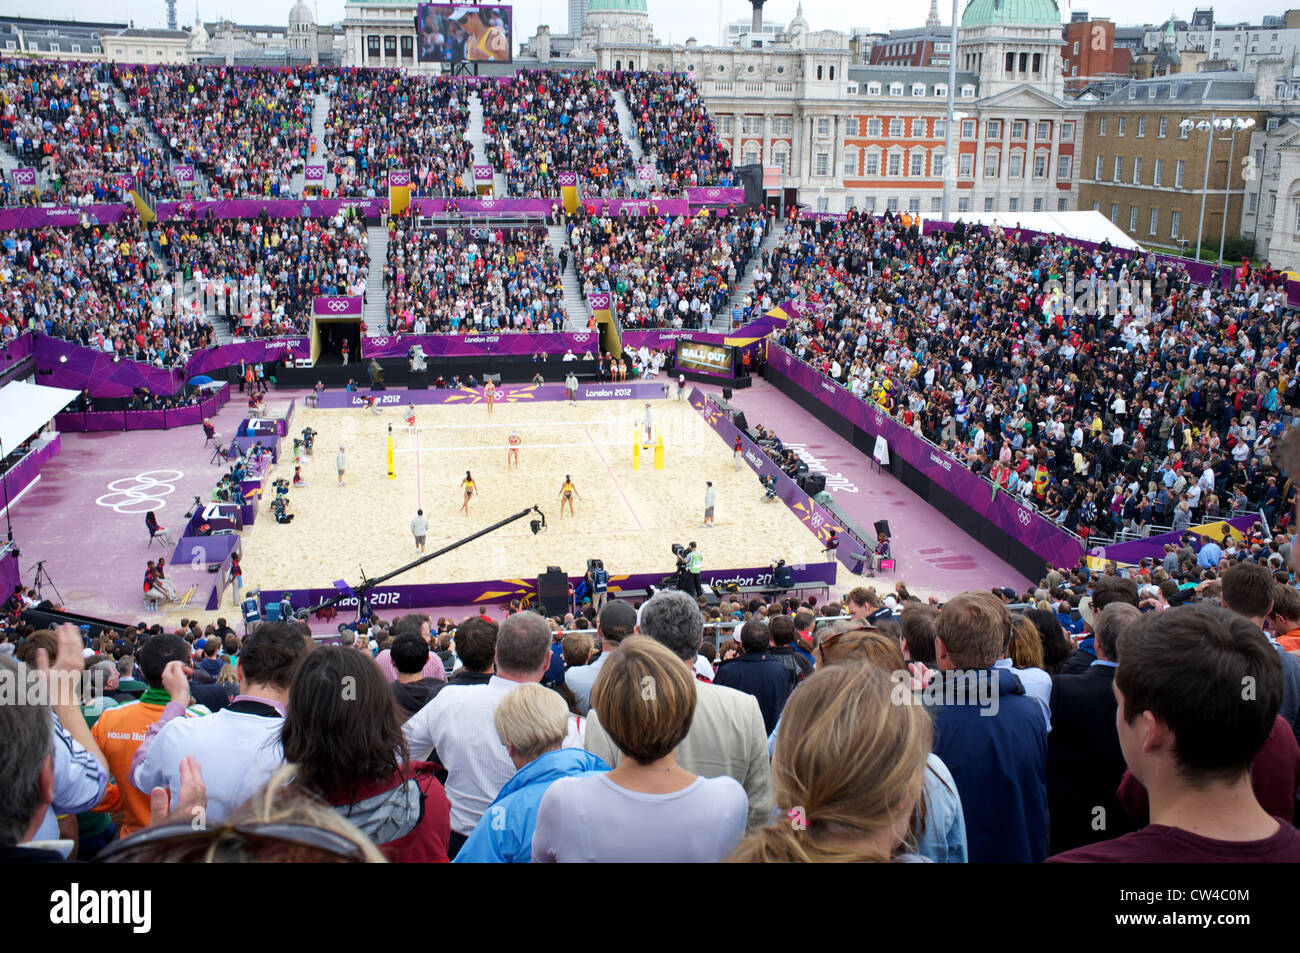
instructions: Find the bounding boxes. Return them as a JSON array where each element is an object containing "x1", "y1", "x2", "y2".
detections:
[
  {"x1": 1218, "y1": 116, "x2": 1256, "y2": 265},
  {"x1": 1181, "y1": 113, "x2": 1255, "y2": 263}
]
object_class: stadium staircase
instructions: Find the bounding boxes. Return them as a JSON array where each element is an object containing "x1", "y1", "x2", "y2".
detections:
[
  {"x1": 291, "y1": 90, "x2": 334, "y2": 196},
  {"x1": 548, "y1": 224, "x2": 589, "y2": 330},
  {"x1": 713, "y1": 227, "x2": 787, "y2": 331},
  {"x1": 364, "y1": 225, "x2": 389, "y2": 336},
  {"x1": 611, "y1": 90, "x2": 645, "y2": 163},
  {"x1": 111, "y1": 84, "x2": 211, "y2": 199},
  {"x1": 466, "y1": 91, "x2": 507, "y2": 197}
]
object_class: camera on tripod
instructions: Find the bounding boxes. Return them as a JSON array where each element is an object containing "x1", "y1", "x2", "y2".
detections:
[
  {"x1": 301, "y1": 427, "x2": 317, "y2": 454},
  {"x1": 671, "y1": 543, "x2": 687, "y2": 559}
]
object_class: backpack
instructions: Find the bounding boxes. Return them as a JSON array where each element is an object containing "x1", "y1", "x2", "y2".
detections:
[{"x1": 776, "y1": 650, "x2": 805, "y2": 688}]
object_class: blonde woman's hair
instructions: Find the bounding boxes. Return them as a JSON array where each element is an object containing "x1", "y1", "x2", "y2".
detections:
[
  {"x1": 494, "y1": 682, "x2": 570, "y2": 762},
  {"x1": 590, "y1": 634, "x2": 696, "y2": 765},
  {"x1": 729, "y1": 663, "x2": 931, "y2": 863},
  {"x1": 216, "y1": 663, "x2": 239, "y2": 686},
  {"x1": 1008, "y1": 615, "x2": 1045, "y2": 670}
]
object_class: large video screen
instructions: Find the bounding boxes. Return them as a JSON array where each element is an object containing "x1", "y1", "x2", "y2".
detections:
[
  {"x1": 416, "y1": 4, "x2": 513, "y2": 63},
  {"x1": 675, "y1": 340, "x2": 735, "y2": 378}
]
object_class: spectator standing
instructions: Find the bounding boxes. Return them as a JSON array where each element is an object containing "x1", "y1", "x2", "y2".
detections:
[
  {"x1": 565, "y1": 601, "x2": 635, "y2": 715},
  {"x1": 712, "y1": 620, "x2": 793, "y2": 735}
]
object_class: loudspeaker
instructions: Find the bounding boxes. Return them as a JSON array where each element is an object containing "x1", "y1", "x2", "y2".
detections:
[
  {"x1": 802, "y1": 473, "x2": 826, "y2": 495},
  {"x1": 538, "y1": 570, "x2": 569, "y2": 617},
  {"x1": 408, "y1": 371, "x2": 428, "y2": 390},
  {"x1": 732, "y1": 411, "x2": 748, "y2": 433},
  {"x1": 722, "y1": 386, "x2": 733, "y2": 401},
  {"x1": 874, "y1": 520, "x2": 892, "y2": 539}
]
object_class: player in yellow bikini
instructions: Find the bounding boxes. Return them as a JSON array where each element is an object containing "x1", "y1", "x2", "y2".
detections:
[
  {"x1": 454, "y1": 7, "x2": 509, "y2": 62},
  {"x1": 557, "y1": 474, "x2": 580, "y2": 518},
  {"x1": 459, "y1": 470, "x2": 477, "y2": 515}
]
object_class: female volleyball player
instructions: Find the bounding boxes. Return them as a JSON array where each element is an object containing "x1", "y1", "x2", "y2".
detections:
[
  {"x1": 557, "y1": 474, "x2": 580, "y2": 518},
  {"x1": 405, "y1": 404, "x2": 416, "y2": 429},
  {"x1": 507, "y1": 431, "x2": 521, "y2": 469},
  {"x1": 484, "y1": 378, "x2": 496, "y2": 414},
  {"x1": 460, "y1": 471, "x2": 477, "y2": 515}
]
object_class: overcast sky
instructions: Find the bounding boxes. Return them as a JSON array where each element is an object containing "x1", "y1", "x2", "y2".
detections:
[{"x1": 31, "y1": 0, "x2": 1299, "y2": 42}]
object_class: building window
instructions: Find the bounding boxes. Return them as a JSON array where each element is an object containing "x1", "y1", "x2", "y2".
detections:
[
  {"x1": 1117, "y1": 116, "x2": 1126, "y2": 136},
  {"x1": 985, "y1": 196, "x2": 995, "y2": 211},
  {"x1": 911, "y1": 83, "x2": 926, "y2": 96},
  {"x1": 1137, "y1": 116, "x2": 1146, "y2": 137},
  {"x1": 1032, "y1": 52, "x2": 1041, "y2": 72},
  {"x1": 1010, "y1": 152, "x2": 1024, "y2": 178},
  {"x1": 986, "y1": 119, "x2": 1002, "y2": 138},
  {"x1": 817, "y1": 65, "x2": 824, "y2": 80},
  {"x1": 887, "y1": 152, "x2": 902, "y2": 176},
  {"x1": 815, "y1": 152, "x2": 830, "y2": 176},
  {"x1": 1110, "y1": 203, "x2": 1119, "y2": 222},
  {"x1": 1179, "y1": 121, "x2": 1189, "y2": 140},
  {"x1": 1113, "y1": 156, "x2": 1122, "y2": 181},
  {"x1": 931, "y1": 196, "x2": 942, "y2": 212},
  {"x1": 1171, "y1": 209, "x2": 1181, "y2": 238},
  {"x1": 1098, "y1": 116, "x2": 1107, "y2": 136},
  {"x1": 931, "y1": 150, "x2": 944, "y2": 176},
  {"x1": 910, "y1": 152, "x2": 924, "y2": 176},
  {"x1": 960, "y1": 84, "x2": 975, "y2": 97},
  {"x1": 743, "y1": 145, "x2": 760, "y2": 165},
  {"x1": 367, "y1": 35, "x2": 380, "y2": 59},
  {"x1": 816, "y1": 118, "x2": 830, "y2": 136},
  {"x1": 1007, "y1": 197, "x2": 1018, "y2": 211},
  {"x1": 1005, "y1": 51, "x2": 1015, "y2": 73},
  {"x1": 844, "y1": 151, "x2": 858, "y2": 177},
  {"x1": 1035, "y1": 121, "x2": 1051, "y2": 139},
  {"x1": 867, "y1": 118, "x2": 881, "y2": 136},
  {"x1": 889, "y1": 118, "x2": 904, "y2": 137},
  {"x1": 846, "y1": 117, "x2": 859, "y2": 136},
  {"x1": 890, "y1": 82, "x2": 904, "y2": 95},
  {"x1": 1175, "y1": 159, "x2": 1185, "y2": 188},
  {"x1": 719, "y1": 117, "x2": 733, "y2": 135},
  {"x1": 1034, "y1": 152, "x2": 1049, "y2": 178},
  {"x1": 774, "y1": 150, "x2": 789, "y2": 174},
  {"x1": 817, "y1": 196, "x2": 829, "y2": 211},
  {"x1": 911, "y1": 118, "x2": 925, "y2": 137},
  {"x1": 934, "y1": 84, "x2": 947, "y2": 98},
  {"x1": 1058, "y1": 197, "x2": 1068, "y2": 211},
  {"x1": 958, "y1": 196, "x2": 970, "y2": 212},
  {"x1": 1034, "y1": 197, "x2": 1043, "y2": 211},
  {"x1": 933, "y1": 119, "x2": 946, "y2": 138},
  {"x1": 743, "y1": 117, "x2": 762, "y2": 135},
  {"x1": 1073, "y1": 40, "x2": 1080, "y2": 54},
  {"x1": 1012, "y1": 120, "x2": 1027, "y2": 139},
  {"x1": 71, "y1": 44, "x2": 80, "y2": 52},
  {"x1": 984, "y1": 149, "x2": 999, "y2": 177},
  {"x1": 845, "y1": 196, "x2": 856, "y2": 211},
  {"x1": 1093, "y1": 201, "x2": 1100, "y2": 211},
  {"x1": 1153, "y1": 158, "x2": 1163, "y2": 186},
  {"x1": 1147, "y1": 208, "x2": 1159, "y2": 235},
  {"x1": 1129, "y1": 206, "x2": 1138, "y2": 231},
  {"x1": 1095, "y1": 155, "x2": 1103, "y2": 180},
  {"x1": 1132, "y1": 157, "x2": 1142, "y2": 184},
  {"x1": 863, "y1": 197, "x2": 877, "y2": 212},
  {"x1": 1057, "y1": 155, "x2": 1071, "y2": 180},
  {"x1": 886, "y1": 197, "x2": 899, "y2": 211},
  {"x1": 1248, "y1": 193, "x2": 1257, "y2": 214},
  {"x1": 867, "y1": 82, "x2": 881, "y2": 95},
  {"x1": 959, "y1": 153, "x2": 973, "y2": 177},
  {"x1": 961, "y1": 119, "x2": 976, "y2": 139},
  {"x1": 1158, "y1": 116, "x2": 1167, "y2": 138},
  {"x1": 401, "y1": 35, "x2": 413, "y2": 58},
  {"x1": 384, "y1": 35, "x2": 397, "y2": 57},
  {"x1": 864, "y1": 151, "x2": 880, "y2": 174}
]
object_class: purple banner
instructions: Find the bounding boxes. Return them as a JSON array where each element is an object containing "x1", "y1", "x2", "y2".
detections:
[
  {"x1": 0, "y1": 549, "x2": 20, "y2": 599},
  {"x1": 153, "y1": 198, "x2": 386, "y2": 222},
  {"x1": 1087, "y1": 514, "x2": 1262, "y2": 566},
  {"x1": 0, "y1": 203, "x2": 134, "y2": 231},
  {"x1": 313, "y1": 296, "x2": 363, "y2": 317},
  {"x1": 691, "y1": 389, "x2": 867, "y2": 572},
  {"x1": 124, "y1": 410, "x2": 167, "y2": 430},
  {"x1": 316, "y1": 380, "x2": 663, "y2": 409},
  {"x1": 361, "y1": 330, "x2": 602, "y2": 359},
  {"x1": 0, "y1": 333, "x2": 35, "y2": 385},
  {"x1": 184, "y1": 338, "x2": 309, "y2": 377},
  {"x1": 116, "y1": 172, "x2": 136, "y2": 191},
  {"x1": 173, "y1": 164, "x2": 194, "y2": 184},
  {"x1": 261, "y1": 560, "x2": 837, "y2": 613},
  {"x1": 766, "y1": 347, "x2": 1085, "y2": 571},
  {"x1": 410, "y1": 197, "x2": 558, "y2": 216},
  {"x1": 389, "y1": 170, "x2": 410, "y2": 188},
  {"x1": 473, "y1": 165, "x2": 494, "y2": 182},
  {"x1": 0, "y1": 436, "x2": 60, "y2": 513},
  {"x1": 55, "y1": 390, "x2": 224, "y2": 433},
  {"x1": 304, "y1": 165, "x2": 325, "y2": 183},
  {"x1": 557, "y1": 171, "x2": 578, "y2": 188},
  {"x1": 83, "y1": 411, "x2": 129, "y2": 431},
  {"x1": 34, "y1": 336, "x2": 182, "y2": 398},
  {"x1": 686, "y1": 186, "x2": 745, "y2": 205},
  {"x1": 588, "y1": 292, "x2": 611, "y2": 313},
  {"x1": 12, "y1": 168, "x2": 35, "y2": 187},
  {"x1": 582, "y1": 198, "x2": 689, "y2": 217}
]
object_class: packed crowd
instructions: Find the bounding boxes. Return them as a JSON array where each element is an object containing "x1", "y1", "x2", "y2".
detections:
[
  {"x1": 156, "y1": 209, "x2": 369, "y2": 336},
  {"x1": 116, "y1": 65, "x2": 322, "y2": 200},
  {"x1": 9, "y1": 482, "x2": 1300, "y2": 863},
  {"x1": 383, "y1": 220, "x2": 566, "y2": 334},
  {"x1": 0, "y1": 217, "x2": 217, "y2": 362},
  {"x1": 324, "y1": 71, "x2": 474, "y2": 198},
  {"x1": 481, "y1": 71, "x2": 636, "y2": 199},
  {"x1": 766, "y1": 210, "x2": 1300, "y2": 540},
  {"x1": 566, "y1": 205, "x2": 770, "y2": 329},
  {"x1": 612, "y1": 72, "x2": 735, "y2": 194},
  {"x1": 0, "y1": 62, "x2": 172, "y2": 203}
]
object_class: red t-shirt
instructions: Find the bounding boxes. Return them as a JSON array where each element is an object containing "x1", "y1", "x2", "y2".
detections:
[{"x1": 1046, "y1": 819, "x2": 1300, "y2": 863}]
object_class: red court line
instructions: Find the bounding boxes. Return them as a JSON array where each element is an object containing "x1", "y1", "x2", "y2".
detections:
[{"x1": 585, "y1": 427, "x2": 643, "y2": 531}]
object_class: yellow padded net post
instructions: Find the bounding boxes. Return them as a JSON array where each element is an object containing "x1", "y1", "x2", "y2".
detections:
[{"x1": 654, "y1": 433, "x2": 664, "y2": 470}]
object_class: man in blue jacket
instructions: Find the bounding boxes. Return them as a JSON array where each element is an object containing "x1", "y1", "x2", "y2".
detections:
[
  {"x1": 922, "y1": 591, "x2": 1049, "y2": 863},
  {"x1": 713, "y1": 620, "x2": 794, "y2": 735},
  {"x1": 454, "y1": 683, "x2": 607, "y2": 863}
]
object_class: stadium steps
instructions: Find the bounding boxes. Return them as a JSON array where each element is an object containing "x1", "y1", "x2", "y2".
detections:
[
  {"x1": 112, "y1": 84, "x2": 212, "y2": 198},
  {"x1": 466, "y1": 91, "x2": 507, "y2": 197},
  {"x1": 548, "y1": 224, "x2": 588, "y2": 330},
  {"x1": 714, "y1": 226, "x2": 786, "y2": 331},
  {"x1": 611, "y1": 90, "x2": 645, "y2": 163},
  {"x1": 292, "y1": 90, "x2": 335, "y2": 195},
  {"x1": 364, "y1": 225, "x2": 389, "y2": 335}
]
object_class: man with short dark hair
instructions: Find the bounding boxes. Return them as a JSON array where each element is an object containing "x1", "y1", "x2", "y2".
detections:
[
  {"x1": 1049, "y1": 605, "x2": 1300, "y2": 861},
  {"x1": 131, "y1": 622, "x2": 312, "y2": 824},
  {"x1": 1047, "y1": 602, "x2": 1140, "y2": 854},
  {"x1": 1221, "y1": 560, "x2": 1300, "y2": 747},
  {"x1": 566, "y1": 601, "x2": 636, "y2": 715},
  {"x1": 0, "y1": 655, "x2": 61, "y2": 861},
  {"x1": 713, "y1": 620, "x2": 792, "y2": 734},
  {"x1": 924, "y1": 591, "x2": 1049, "y2": 863},
  {"x1": 1058, "y1": 576, "x2": 1140, "y2": 675},
  {"x1": 1270, "y1": 583, "x2": 1300, "y2": 652},
  {"x1": 766, "y1": 614, "x2": 813, "y2": 685},
  {"x1": 391, "y1": 633, "x2": 444, "y2": 718},
  {"x1": 404, "y1": 612, "x2": 581, "y2": 858}
]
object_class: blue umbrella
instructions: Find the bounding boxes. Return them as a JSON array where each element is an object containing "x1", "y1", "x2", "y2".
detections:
[{"x1": 188, "y1": 375, "x2": 214, "y2": 386}]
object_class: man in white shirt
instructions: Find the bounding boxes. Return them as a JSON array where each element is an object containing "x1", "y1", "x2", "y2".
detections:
[
  {"x1": 131, "y1": 622, "x2": 312, "y2": 825},
  {"x1": 404, "y1": 611, "x2": 581, "y2": 858}
]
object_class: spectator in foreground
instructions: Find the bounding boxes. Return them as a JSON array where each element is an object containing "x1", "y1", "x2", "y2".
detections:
[
  {"x1": 712, "y1": 619, "x2": 793, "y2": 735},
  {"x1": 389, "y1": 633, "x2": 444, "y2": 718},
  {"x1": 1220, "y1": 560, "x2": 1300, "y2": 747},
  {"x1": 582, "y1": 589, "x2": 774, "y2": 831},
  {"x1": 282, "y1": 646, "x2": 451, "y2": 863},
  {"x1": 1049, "y1": 605, "x2": 1300, "y2": 862},
  {"x1": 731, "y1": 663, "x2": 932, "y2": 862},
  {"x1": 565, "y1": 600, "x2": 636, "y2": 715},
  {"x1": 532, "y1": 636, "x2": 747, "y2": 862},
  {"x1": 0, "y1": 655, "x2": 62, "y2": 862},
  {"x1": 455, "y1": 683, "x2": 609, "y2": 863}
]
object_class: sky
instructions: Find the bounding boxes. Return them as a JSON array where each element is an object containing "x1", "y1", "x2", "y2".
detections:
[{"x1": 26, "y1": 0, "x2": 1300, "y2": 42}]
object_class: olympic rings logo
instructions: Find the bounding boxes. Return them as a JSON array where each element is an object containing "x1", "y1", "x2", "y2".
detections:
[
  {"x1": 96, "y1": 470, "x2": 185, "y2": 515},
  {"x1": 372, "y1": 336, "x2": 389, "y2": 346},
  {"x1": 325, "y1": 299, "x2": 353, "y2": 312},
  {"x1": 1016, "y1": 508, "x2": 1033, "y2": 527}
]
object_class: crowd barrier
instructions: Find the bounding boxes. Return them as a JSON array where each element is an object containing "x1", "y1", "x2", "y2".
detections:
[
  {"x1": 0, "y1": 436, "x2": 61, "y2": 515},
  {"x1": 0, "y1": 204, "x2": 134, "y2": 230},
  {"x1": 55, "y1": 384, "x2": 230, "y2": 433}
]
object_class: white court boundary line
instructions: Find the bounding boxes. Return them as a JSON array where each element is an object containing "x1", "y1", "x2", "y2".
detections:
[
  {"x1": 396, "y1": 441, "x2": 625, "y2": 452},
  {"x1": 401, "y1": 420, "x2": 620, "y2": 432}
]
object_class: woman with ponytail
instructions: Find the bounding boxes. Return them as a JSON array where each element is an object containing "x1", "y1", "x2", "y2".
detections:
[{"x1": 730, "y1": 661, "x2": 936, "y2": 863}]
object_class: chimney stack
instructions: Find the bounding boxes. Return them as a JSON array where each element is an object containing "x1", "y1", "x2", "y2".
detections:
[{"x1": 751, "y1": 0, "x2": 763, "y2": 34}]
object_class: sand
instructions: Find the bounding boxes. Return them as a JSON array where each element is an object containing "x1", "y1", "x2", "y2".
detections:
[{"x1": 240, "y1": 394, "x2": 835, "y2": 593}]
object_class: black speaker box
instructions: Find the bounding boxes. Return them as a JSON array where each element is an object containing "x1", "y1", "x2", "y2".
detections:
[
  {"x1": 803, "y1": 473, "x2": 826, "y2": 495},
  {"x1": 538, "y1": 570, "x2": 569, "y2": 617},
  {"x1": 408, "y1": 370, "x2": 428, "y2": 390},
  {"x1": 874, "y1": 520, "x2": 892, "y2": 539},
  {"x1": 722, "y1": 386, "x2": 733, "y2": 401},
  {"x1": 732, "y1": 411, "x2": 748, "y2": 433}
]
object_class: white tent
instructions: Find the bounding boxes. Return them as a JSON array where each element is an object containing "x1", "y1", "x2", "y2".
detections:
[
  {"x1": 0, "y1": 380, "x2": 80, "y2": 453},
  {"x1": 946, "y1": 210, "x2": 1142, "y2": 251}
]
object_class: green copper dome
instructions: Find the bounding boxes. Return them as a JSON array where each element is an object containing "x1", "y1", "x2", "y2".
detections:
[
  {"x1": 961, "y1": 0, "x2": 1061, "y2": 27},
  {"x1": 586, "y1": 0, "x2": 649, "y2": 12}
]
